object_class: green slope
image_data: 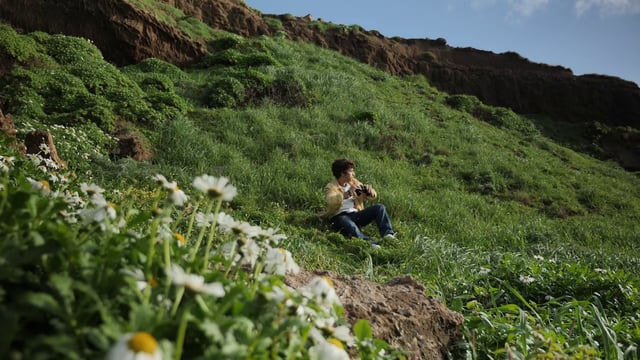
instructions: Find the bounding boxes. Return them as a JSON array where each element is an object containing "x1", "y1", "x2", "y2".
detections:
[{"x1": 1, "y1": 12, "x2": 639, "y2": 359}]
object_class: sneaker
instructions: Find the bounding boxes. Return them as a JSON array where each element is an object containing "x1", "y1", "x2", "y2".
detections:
[
  {"x1": 383, "y1": 232, "x2": 397, "y2": 241},
  {"x1": 371, "y1": 243, "x2": 381, "y2": 250}
]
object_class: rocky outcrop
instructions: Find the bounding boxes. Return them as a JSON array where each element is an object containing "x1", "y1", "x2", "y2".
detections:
[
  {"x1": 0, "y1": 109, "x2": 26, "y2": 155},
  {"x1": 0, "y1": 0, "x2": 206, "y2": 66}
]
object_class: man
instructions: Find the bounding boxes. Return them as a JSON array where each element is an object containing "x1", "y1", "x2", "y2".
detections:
[{"x1": 320, "y1": 158, "x2": 396, "y2": 248}]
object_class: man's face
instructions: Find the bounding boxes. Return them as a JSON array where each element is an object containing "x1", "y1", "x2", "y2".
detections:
[{"x1": 343, "y1": 167, "x2": 355, "y2": 181}]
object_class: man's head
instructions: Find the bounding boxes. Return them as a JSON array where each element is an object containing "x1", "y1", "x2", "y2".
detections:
[{"x1": 332, "y1": 158, "x2": 355, "y2": 179}]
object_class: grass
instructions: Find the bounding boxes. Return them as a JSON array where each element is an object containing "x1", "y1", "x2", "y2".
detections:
[{"x1": 1, "y1": 6, "x2": 640, "y2": 359}]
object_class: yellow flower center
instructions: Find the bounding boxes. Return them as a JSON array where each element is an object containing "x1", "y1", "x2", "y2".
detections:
[
  {"x1": 39, "y1": 180, "x2": 51, "y2": 191},
  {"x1": 327, "y1": 338, "x2": 344, "y2": 350},
  {"x1": 321, "y1": 276, "x2": 334, "y2": 288},
  {"x1": 127, "y1": 332, "x2": 158, "y2": 354},
  {"x1": 174, "y1": 233, "x2": 186, "y2": 245}
]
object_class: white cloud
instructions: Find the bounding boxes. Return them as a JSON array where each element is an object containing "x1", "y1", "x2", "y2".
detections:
[
  {"x1": 575, "y1": 0, "x2": 640, "y2": 16},
  {"x1": 507, "y1": 0, "x2": 550, "y2": 17}
]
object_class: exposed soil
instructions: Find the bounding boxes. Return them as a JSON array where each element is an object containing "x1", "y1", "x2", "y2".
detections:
[{"x1": 286, "y1": 269, "x2": 464, "y2": 359}]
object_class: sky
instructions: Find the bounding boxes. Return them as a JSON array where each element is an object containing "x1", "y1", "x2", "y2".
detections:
[{"x1": 244, "y1": 0, "x2": 640, "y2": 86}]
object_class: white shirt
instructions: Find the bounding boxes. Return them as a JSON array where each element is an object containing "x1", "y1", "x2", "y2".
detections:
[{"x1": 337, "y1": 183, "x2": 358, "y2": 214}]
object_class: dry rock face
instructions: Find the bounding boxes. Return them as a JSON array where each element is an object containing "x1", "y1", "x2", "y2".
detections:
[
  {"x1": 0, "y1": 0, "x2": 206, "y2": 66},
  {"x1": 0, "y1": 109, "x2": 26, "y2": 155},
  {"x1": 286, "y1": 270, "x2": 464, "y2": 359}
]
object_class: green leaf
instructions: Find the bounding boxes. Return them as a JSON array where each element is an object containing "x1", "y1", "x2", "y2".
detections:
[
  {"x1": 130, "y1": 303, "x2": 157, "y2": 330},
  {"x1": 49, "y1": 273, "x2": 74, "y2": 302},
  {"x1": 353, "y1": 319, "x2": 373, "y2": 340},
  {"x1": 497, "y1": 304, "x2": 521, "y2": 315},
  {"x1": 23, "y1": 291, "x2": 62, "y2": 315}
]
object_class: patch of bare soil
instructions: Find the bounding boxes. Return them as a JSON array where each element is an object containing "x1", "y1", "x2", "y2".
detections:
[{"x1": 286, "y1": 269, "x2": 464, "y2": 359}]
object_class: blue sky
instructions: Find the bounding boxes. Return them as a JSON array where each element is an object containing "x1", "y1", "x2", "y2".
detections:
[{"x1": 244, "y1": 0, "x2": 640, "y2": 86}]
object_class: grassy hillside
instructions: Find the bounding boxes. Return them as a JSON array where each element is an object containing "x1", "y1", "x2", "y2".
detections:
[{"x1": 1, "y1": 13, "x2": 640, "y2": 360}]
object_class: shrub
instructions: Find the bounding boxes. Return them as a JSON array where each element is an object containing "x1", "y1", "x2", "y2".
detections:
[
  {"x1": 474, "y1": 106, "x2": 539, "y2": 136},
  {"x1": 242, "y1": 52, "x2": 279, "y2": 67},
  {"x1": 267, "y1": 69, "x2": 314, "y2": 107},
  {"x1": 210, "y1": 35, "x2": 243, "y2": 51},
  {"x1": 445, "y1": 94, "x2": 482, "y2": 113},
  {"x1": 124, "y1": 58, "x2": 187, "y2": 80},
  {"x1": 44, "y1": 34, "x2": 103, "y2": 65},
  {"x1": 0, "y1": 24, "x2": 42, "y2": 63},
  {"x1": 207, "y1": 77, "x2": 245, "y2": 108}
]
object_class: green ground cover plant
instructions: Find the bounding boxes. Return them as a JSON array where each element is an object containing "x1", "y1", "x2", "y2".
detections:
[{"x1": 1, "y1": 11, "x2": 640, "y2": 359}]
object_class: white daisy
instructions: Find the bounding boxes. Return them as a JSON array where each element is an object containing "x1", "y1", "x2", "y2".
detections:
[
  {"x1": 27, "y1": 177, "x2": 51, "y2": 194},
  {"x1": 257, "y1": 227, "x2": 287, "y2": 246},
  {"x1": 106, "y1": 332, "x2": 162, "y2": 360},
  {"x1": 264, "y1": 247, "x2": 300, "y2": 276},
  {"x1": 79, "y1": 195, "x2": 116, "y2": 224},
  {"x1": 80, "y1": 183, "x2": 105, "y2": 197},
  {"x1": 301, "y1": 276, "x2": 341, "y2": 308},
  {"x1": 167, "y1": 264, "x2": 225, "y2": 297},
  {"x1": 169, "y1": 187, "x2": 188, "y2": 207},
  {"x1": 309, "y1": 338, "x2": 350, "y2": 360},
  {"x1": 519, "y1": 275, "x2": 535, "y2": 284},
  {"x1": 193, "y1": 175, "x2": 237, "y2": 201},
  {"x1": 195, "y1": 211, "x2": 216, "y2": 228},
  {"x1": 0, "y1": 155, "x2": 15, "y2": 173},
  {"x1": 222, "y1": 238, "x2": 261, "y2": 269}
]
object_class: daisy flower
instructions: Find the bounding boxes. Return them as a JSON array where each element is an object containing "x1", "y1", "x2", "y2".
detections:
[
  {"x1": 80, "y1": 183, "x2": 105, "y2": 197},
  {"x1": 27, "y1": 177, "x2": 51, "y2": 195},
  {"x1": 106, "y1": 332, "x2": 162, "y2": 360},
  {"x1": 257, "y1": 227, "x2": 287, "y2": 246},
  {"x1": 195, "y1": 211, "x2": 216, "y2": 228},
  {"x1": 308, "y1": 338, "x2": 350, "y2": 360},
  {"x1": 193, "y1": 175, "x2": 237, "y2": 201},
  {"x1": 264, "y1": 247, "x2": 300, "y2": 276},
  {"x1": 39, "y1": 143, "x2": 51, "y2": 155},
  {"x1": 167, "y1": 264, "x2": 225, "y2": 297},
  {"x1": 152, "y1": 174, "x2": 188, "y2": 206},
  {"x1": 0, "y1": 155, "x2": 15, "y2": 173},
  {"x1": 222, "y1": 238, "x2": 261, "y2": 269},
  {"x1": 519, "y1": 275, "x2": 535, "y2": 284},
  {"x1": 169, "y1": 187, "x2": 188, "y2": 207},
  {"x1": 174, "y1": 233, "x2": 187, "y2": 247},
  {"x1": 301, "y1": 276, "x2": 341, "y2": 308},
  {"x1": 79, "y1": 194, "x2": 116, "y2": 225},
  {"x1": 151, "y1": 174, "x2": 169, "y2": 187}
]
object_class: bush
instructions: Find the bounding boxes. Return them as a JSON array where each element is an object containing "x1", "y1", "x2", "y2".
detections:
[
  {"x1": 207, "y1": 77, "x2": 245, "y2": 108},
  {"x1": 267, "y1": 69, "x2": 314, "y2": 107},
  {"x1": 0, "y1": 24, "x2": 42, "y2": 63},
  {"x1": 44, "y1": 34, "x2": 104, "y2": 65},
  {"x1": 445, "y1": 94, "x2": 482, "y2": 113},
  {"x1": 474, "y1": 106, "x2": 539, "y2": 136},
  {"x1": 123, "y1": 58, "x2": 186, "y2": 81},
  {"x1": 210, "y1": 35, "x2": 243, "y2": 51}
]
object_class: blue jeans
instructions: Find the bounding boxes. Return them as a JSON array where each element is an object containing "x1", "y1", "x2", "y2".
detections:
[{"x1": 330, "y1": 204, "x2": 394, "y2": 241}]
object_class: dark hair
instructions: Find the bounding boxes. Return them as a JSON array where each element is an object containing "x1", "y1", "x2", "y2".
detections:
[{"x1": 331, "y1": 158, "x2": 355, "y2": 179}]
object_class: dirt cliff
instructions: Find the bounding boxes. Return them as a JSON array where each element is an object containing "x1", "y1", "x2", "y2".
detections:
[{"x1": 1, "y1": 0, "x2": 639, "y2": 162}]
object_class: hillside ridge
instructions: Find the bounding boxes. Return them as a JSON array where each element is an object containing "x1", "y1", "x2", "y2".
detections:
[{"x1": 1, "y1": 0, "x2": 639, "y2": 169}]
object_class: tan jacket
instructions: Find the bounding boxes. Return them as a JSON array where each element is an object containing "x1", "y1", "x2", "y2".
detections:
[{"x1": 319, "y1": 178, "x2": 377, "y2": 219}]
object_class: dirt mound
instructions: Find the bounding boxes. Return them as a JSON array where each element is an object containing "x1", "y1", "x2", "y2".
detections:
[{"x1": 286, "y1": 269, "x2": 464, "y2": 359}]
